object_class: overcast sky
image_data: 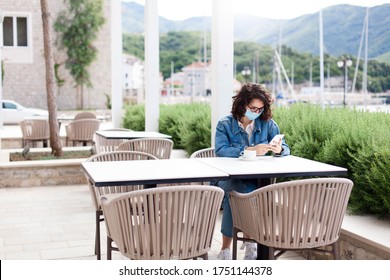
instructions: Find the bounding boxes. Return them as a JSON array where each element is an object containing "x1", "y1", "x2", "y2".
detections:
[{"x1": 125, "y1": 0, "x2": 388, "y2": 20}]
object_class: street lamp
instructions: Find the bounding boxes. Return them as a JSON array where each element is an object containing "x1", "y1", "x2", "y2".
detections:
[
  {"x1": 241, "y1": 66, "x2": 251, "y2": 82},
  {"x1": 337, "y1": 58, "x2": 353, "y2": 107}
]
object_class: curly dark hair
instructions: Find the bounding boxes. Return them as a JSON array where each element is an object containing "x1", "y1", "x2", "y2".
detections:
[{"x1": 231, "y1": 83, "x2": 273, "y2": 121}]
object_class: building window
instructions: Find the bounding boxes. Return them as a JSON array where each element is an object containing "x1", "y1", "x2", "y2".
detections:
[{"x1": 3, "y1": 16, "x2": 28, "y2": 47}]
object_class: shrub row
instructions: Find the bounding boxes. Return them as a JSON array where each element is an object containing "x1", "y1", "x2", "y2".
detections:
[
  {"x1": 274, "y1": 104, "x2": 390, "y2": 218},
  {"x1": 122, "y1": 103, "x2": 390, "y2": 217}
]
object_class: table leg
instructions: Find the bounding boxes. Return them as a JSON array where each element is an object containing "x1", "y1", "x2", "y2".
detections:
[{"x1": 256, "y1": 177, "x2": 271, "y2": 260}]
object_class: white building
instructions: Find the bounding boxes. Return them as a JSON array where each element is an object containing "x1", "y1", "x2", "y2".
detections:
[
  {"x1": 122, "y1": 54, "x2": 144, "y2": 104},
  {"x1": 163, "y1": 72, "x2": 184, "y2": 96},
  {"x1": 182, "y1": 62, "x2": 211, "y2": 97},
  {"x1": 0, "y1": 0, "x2": 111, "y2": 110}
]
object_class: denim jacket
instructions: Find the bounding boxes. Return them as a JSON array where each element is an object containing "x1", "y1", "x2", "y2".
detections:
[{"x1": 215, "y1": 114, "x2": 290, "y2": 158}]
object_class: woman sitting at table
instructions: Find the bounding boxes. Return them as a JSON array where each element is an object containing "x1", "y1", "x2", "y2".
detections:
[{"x1": 214, "y1": 82, "x2": 290, "y2": 260}]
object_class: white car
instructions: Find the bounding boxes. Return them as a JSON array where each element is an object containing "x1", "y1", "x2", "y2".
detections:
[{"x1": 2, "y1": 100, "x2": 49, "y2": 125}]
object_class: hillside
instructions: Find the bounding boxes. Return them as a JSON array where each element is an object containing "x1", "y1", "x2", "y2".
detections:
[{"x1": 122, "y1": 2, "x2": 390, "y2": 61}]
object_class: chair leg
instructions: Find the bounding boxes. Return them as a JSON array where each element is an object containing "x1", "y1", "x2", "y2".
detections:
[
  {"x1": 268, "y1": 247, "x2": 276, "y2": 260},
  {"x1": 95, "y1": 211, "x2": 101, "y2": 260},
  {"x1": 332, "y1": 243, "x2": 340, "y2": 260},
  {"x1": 107, "y1": 236, "x2": 113, "y2": 260},
  {"x1": 232, "y1": 228, "x2": 238, "y2": 260}
]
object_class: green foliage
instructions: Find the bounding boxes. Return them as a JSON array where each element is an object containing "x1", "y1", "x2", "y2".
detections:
[
  {"x1": 348, "y1": 147, "x2": 390, "y2": 217},
  {"x1": 123, "y1": 34, "x2": 144, "y2": 59},
  {"x1": 54, "y1": 0, "x2": 105, "y2": 88},
  {"x1": 159, "y1": 104, "x2": 189, "y2": 149},
  {"x1": 123, "y1": 31, "x2": 390, "y2": 92},
  {"x1": 122, "y1": 104, "x2": 145, "y2": 131},
  {"x1": 173, "y1": 104, "x2": 211, "y2": 154},
  {"x1": 104, "y1": 93, "x2": 111, "y2": 109},
  {"x1": 275, "y1": 104, "x2": 390, "y2": 217},
  {"x1": 54, "y1": 63, "x2": 65, "y2": 87}
]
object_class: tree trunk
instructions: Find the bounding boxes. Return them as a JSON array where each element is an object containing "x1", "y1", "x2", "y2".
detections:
[
  {"x1": 40, "y1": 0, "x2": 63, "y2": 157},
  {"x1": 80, "y1": 85, "x2": 84, "y2": 110}
]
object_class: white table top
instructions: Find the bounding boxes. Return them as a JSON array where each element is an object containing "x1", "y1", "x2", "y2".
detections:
[
  {"x1": 194, "y1": 155, "x2": 348, "y2": 179},
  {"x1": 82, "y1": 155, "x2": 347, "y2": 187},
  {"x1": 57, "y1": 115, "x2": 107, "y2": 121},
  {"x1": 82, "y1": 158, "x2": 229, "y2": 187},
  {"x1": 95, "y1": 130, "x2": 171, "y2": 139}
]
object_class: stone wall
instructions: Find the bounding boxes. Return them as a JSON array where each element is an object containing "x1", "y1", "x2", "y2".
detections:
[
  {"x1": 300, "y1": 231, "x2": 390, "y2": 260},
  {"x1": 0, "y1": 159, "x2": 87, "y2": 188},
  {"x1": 338, "y1": 230, "x2": 390, "y2": 260},
  {"x1": 0, "y1": 0, "x2": 111, "y2": 110}
]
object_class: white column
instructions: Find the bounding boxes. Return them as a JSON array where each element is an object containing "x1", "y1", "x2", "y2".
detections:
[
  {"x1": 144, "y1": 0, "x2": 159, "y2": 132},
  {"x1": 111, "y1": 0, "x2": 123, "y2": 128},
  {"x1": 211, "y1": 0, "x2": 234, "y2": 145}
]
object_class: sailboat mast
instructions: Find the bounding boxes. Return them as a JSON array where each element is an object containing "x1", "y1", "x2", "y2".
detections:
[
  {"x1": 352, "y1": 8, "x2": 367, "y2": 94},
  {"x1": 319, "y1": 8, "x2": 324, "y2": 107},
  {"x1": 363, "y1": 7, "x2": 369, "y2": 107}
]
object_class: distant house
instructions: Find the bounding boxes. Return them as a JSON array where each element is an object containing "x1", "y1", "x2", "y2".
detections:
[
  {"x1": 182, "y1": 62, "x2": 211, "y2": 97},
  {"x1": 122, "y1": 54, "x2": 144, "y2": 104},
  {"x1": 163, "y1": 72, "x2": 184, "y2": 96},
  {"x1": 0, "y1": 0, "x2": 111, "y2": 110}
]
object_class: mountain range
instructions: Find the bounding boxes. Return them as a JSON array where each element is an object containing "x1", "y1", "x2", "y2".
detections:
[{"x1": 121, "y1": 2, "x2": 390, "y2": 62}]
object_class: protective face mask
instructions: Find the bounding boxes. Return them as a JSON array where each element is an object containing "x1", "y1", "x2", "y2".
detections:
[{"x1": 245, "y1": 109, "x2": 261, "y2": 121}]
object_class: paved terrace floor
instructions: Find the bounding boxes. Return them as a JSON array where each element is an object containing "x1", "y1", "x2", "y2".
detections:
[{"x1": 0, "y1": 182, "x2": 305, "y2": 260}]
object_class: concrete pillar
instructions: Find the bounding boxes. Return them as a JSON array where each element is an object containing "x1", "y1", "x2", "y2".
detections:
[
  {"x1": 144, "y1": 0, "x2": 159, "y2": 132},
  {"x1": 211, "y1": 0, "x2": 234, "y2": 145}
]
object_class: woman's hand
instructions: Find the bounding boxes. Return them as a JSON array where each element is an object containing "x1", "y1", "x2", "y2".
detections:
[
  {"x1": 268, "y1": 138, "x2": 283, "y2": 154},
  {"x1": 251, "y1": 144, "x2": 271, "y2": 156}
]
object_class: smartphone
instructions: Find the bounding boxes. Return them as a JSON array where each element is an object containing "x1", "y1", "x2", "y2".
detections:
[{"x1": 270, "y1": 134, "x2": 284, "y2": 145}]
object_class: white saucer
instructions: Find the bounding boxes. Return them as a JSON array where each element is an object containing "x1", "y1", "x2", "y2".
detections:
[{"x1": 239, "y1": 156, "x2": 258, "y2": 161}]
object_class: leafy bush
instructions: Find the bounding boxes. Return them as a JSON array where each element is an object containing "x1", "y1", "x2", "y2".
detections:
[
  {"x1": 275, "y1": 104, "x2": 390, "y2": 217},
  {"x1": 122, "y1": 104, "x2": 145, "y2": 131},
  {"x1": 159, "y1": 104, "x2": 189, "y2": 149},
  {"x1": 348, "y1": 147, "x2": 390, "y2": 217},
  {"x1": 178, "y1": 105, "x2": 211, "y2": 155}
]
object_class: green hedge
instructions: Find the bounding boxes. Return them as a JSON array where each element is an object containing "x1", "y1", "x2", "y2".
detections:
[
  {"x1": 122, "y1": 103, "x2": 390, "y2": 218},
  {"x1": 274, "y1": 104, "x2": 390, "y2": 218}
]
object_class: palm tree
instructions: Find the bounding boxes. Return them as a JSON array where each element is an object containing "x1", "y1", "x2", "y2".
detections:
[{"x1": 40, "y1": 0, "x2": 63, "y2": 156}]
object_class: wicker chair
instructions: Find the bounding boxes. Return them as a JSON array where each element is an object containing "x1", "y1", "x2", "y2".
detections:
[
  {"x1": 117, "y1": 138, "x2": 174, "y2": 159},
  {"x1": 19, "y1": 119, "x2": 50, "y2": 148},
  {"x1": 190, "y1": 147, "x2": 216, "y2": 158},
  {"x1": 84, "y1": 151, "x2": 158, "y2": 260},
  {"x1": 190, "y1": 148, "x2": 217, "y2": 186},
  {"x1": 93, "y1": 128, "x2": 133, "y2": 154},
  {"x1": 74, "y1": 111, "x2": 96, "y2": 120},
  {"x1": 101, "y1": 185, "x2": 224, "y2": 260},
  {"x1": 229, "y1": 177, "x2": 354, "y2": 260},
  {"x1": 65, "y1": 118, "x2": 100, "y2": 146}
]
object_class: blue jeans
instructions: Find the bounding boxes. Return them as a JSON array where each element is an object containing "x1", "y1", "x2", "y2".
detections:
[{"x1": 215, "y1": 179, "x2": 257, "y2": 238}]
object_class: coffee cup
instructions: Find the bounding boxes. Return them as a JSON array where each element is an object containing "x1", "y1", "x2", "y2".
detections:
[{"x1": 242, "y1": 149, "x2": 256, "y2": 159}]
